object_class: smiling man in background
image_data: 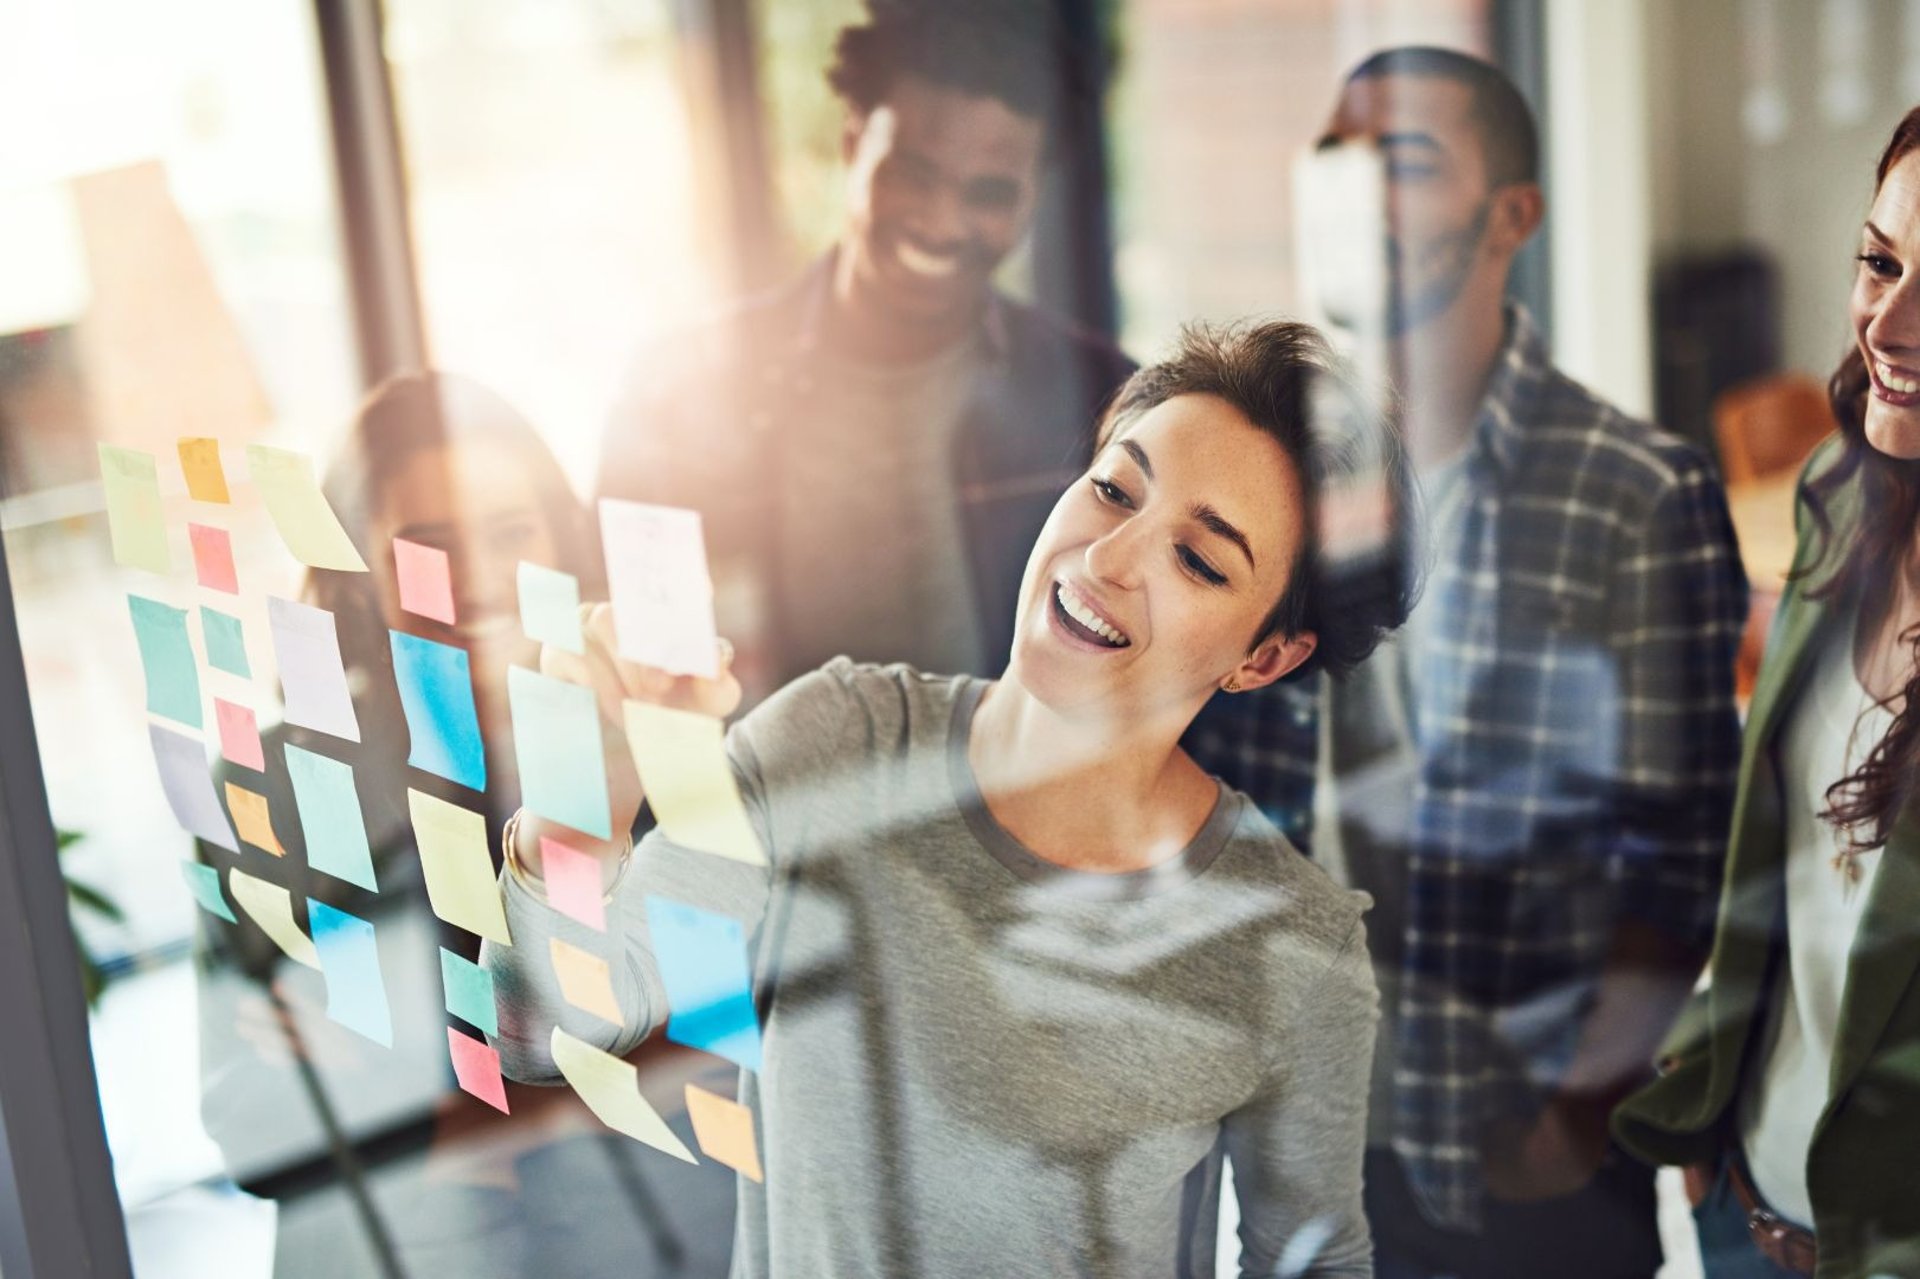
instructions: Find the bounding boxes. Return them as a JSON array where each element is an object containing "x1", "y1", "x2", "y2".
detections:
[{"x1": 597, "y1": 0, "x2": 1133, "y2": 699}]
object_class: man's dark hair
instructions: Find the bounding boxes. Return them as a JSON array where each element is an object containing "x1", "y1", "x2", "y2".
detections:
[
  {"x1": 1348, "y1": 46, "x2": 1539, "y2": 187},
  {"x1": 827, "y1": 0, "x2": 1079, "y2": 132},
  {"x1": 1097, "y1": 320, "x2": 1417, "y2": 681}
]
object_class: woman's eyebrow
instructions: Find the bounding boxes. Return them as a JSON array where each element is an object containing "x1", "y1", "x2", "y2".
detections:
[
  {"x1": 1120, "y1": 438, "x2": 1155, "y2": 479},
  {"x1": 1866, "y1": 220, "x2": 1895, "y2": 248},
  {"x1": 1189, "y1": 503, "x2": 1256, "y2": 571}
]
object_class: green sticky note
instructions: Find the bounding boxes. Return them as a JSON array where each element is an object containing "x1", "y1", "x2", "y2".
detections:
[
  {"x1": 98, "y1": 444, "x2": 171, "y2": 574},
  {"x1": 517, "y1": 562, "x2": 583, "y2": 653},
  {"x1": 284, "y1": 745, "x2": 377, "y2": 891},
  {"x1": 180, "y1": 860, "x2": 237, "y2": 923},
  {"x1": 201, "y1": 607, "x2": 250, "y2": 678},
  {"x1": 439, "y1": 946, "x2": 498, "y2": 1037},
  {"x1": 508, "y1": 665, "x2": 610, "y2": 840},
  {"x1": 128, "y1": 595, "x2": 202, "y2": 728}
]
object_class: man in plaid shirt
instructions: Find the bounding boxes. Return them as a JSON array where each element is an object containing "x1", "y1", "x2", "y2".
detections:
[{"x1": 1187, "y1": 49, "x2": 1746, "y2": 1277}]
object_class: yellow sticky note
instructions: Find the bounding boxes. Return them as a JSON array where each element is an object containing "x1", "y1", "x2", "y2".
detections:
[
  {"x1": 227, "y1": 869, "x2": 320, "y2": 968},
  {"x1": 685, "y1": 1083, "x2": 764, "y2": 1182},
  {"x1": 549, "y1": 1026, "x2": 695, "y2": 1162},
  {"x1": 98, "y1": 444, "x2": 171, "y2": 574},
  {"x1": 550, "y1": 938, "x2": 623, "y2": 1023},
  {"x1": 177, "y1": 437, "x2": 230, "y2": 503},
  {"x1": 622, "y1": 702, "x2": 765, "y2": 866},
  {"x1": 246, "y1": 444, "x2": 368, "y2": 571},
  {"x1": 225, "y1": 781, "x2": 285, "y2": 856},
  {"x1": 407, "y1": 789, "x2": 512, "y2": 945}
]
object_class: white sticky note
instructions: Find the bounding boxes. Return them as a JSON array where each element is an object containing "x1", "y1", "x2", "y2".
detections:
[
  {"x1": 247, "y1": 444, "x2": 368, "y2": 571},
  {"x1": 549, "y1": 1026, "x2": 695, "y2": 1162},
  {"x1": 266, "y1": 597, "x2": 361, "y2": 743},
  {"x1": 623, "y1": 701, "x2": 765, "y2": 865},
  {"x1": 599, "y1": 499, "x2": 718, "y2": 678},
  {"x1": 227, "y1": 869, "x2": 321, "y2": 969}
]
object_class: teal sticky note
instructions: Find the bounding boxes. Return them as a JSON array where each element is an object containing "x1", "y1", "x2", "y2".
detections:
[
  {"x1": 643, "y1": 896, "x2": 762, "y2": 1072},
  {"x1": 439, "y1": 946, "x2": 498, "y2": 1037},
  {"x1": 390, "y1": 631, "x2": 485, "y2": 791},
  {"x1": 180, "y1": 860, "x2": 237, "y2": 923},
  {"x1": 128, "y1": 595, "x2": 202, "y2": 727},
  {"x1": 201, "y1": 607, "x2": 250, "y2": 678},
  {"x1": 517, "y1": 562, "x2": 583, "y2": 654},
  {"x1": 284, "y1": 745, "x2": 377, "y2": 891},
  {"x1": 309, "y1": 900, "x2": 392, "y2": 1047},
  {"x1": 507, "y1": 665, "x2": 610, "y2": 840}
]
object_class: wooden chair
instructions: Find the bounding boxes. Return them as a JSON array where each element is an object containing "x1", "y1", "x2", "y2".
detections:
[{"x1": 1711, "y1": 373, "x2": 1833, "y2": 485}]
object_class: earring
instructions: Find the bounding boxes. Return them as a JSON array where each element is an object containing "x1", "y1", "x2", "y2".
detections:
[{"x1": 1222, "y1": 677, "x2": 1241, "y2": 693}]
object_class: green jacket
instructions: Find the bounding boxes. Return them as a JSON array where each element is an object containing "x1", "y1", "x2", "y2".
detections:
[{"x1": 1613, "y1": 437, "x2": 1920, "y2": 1278}]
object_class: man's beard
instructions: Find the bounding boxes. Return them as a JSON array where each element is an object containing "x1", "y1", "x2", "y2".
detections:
[{"x1": 1381, "y1": 200, "x2": 1492, "y2": 337}]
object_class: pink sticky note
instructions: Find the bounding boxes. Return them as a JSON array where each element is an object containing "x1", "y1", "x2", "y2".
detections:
[
  {"x1": 541, "y1": 837, "x2": 606, "y2": 931},
  {"x1": 214, "y1": 698, "x2": 266, "y2": 772},
  {"x1": 447, "y1": 1027, "x2": 510, "y2": 1113},
  {"x1": 394, "y1": 538, "x2": 456, "y2": 625},
  {"x1": 189, "y1": 524, "x2": 239, "y2": 594}
]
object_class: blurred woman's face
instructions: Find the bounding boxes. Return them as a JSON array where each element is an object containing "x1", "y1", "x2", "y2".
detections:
[
  {"x1": 1006, "y1": 394, "x2": 1315, "y2": 722},
  {"x1": 1851, "y1": 149, "x2": 1920, "y2": 461}
]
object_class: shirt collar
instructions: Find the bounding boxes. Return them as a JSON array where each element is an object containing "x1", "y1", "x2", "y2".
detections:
[
  {"x1": 1470, "y1": 301, "x2": 1550, "y2": 479},
  {"x1": 793, "y1": 247, "x2": 1011, "y2": 362}
]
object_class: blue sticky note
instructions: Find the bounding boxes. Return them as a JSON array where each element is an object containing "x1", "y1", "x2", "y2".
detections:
[
  {"x1": 309, "y1": 900, "x2": 392, "y2": 1047},
  {"x1": 201, "y1": 606, "x2": 251, "y2": 678},
  {"x1": 439, "y1": 946, "x2": 498, "y2": 1037},
  {"x1": 507, "y1": 665, "x2": 610, "y2": 840},
  {"x1": 128, "y1": 595, "x2": 202, "y2": 727},
  {"x1": 180, "y1": 860, "x2": 237, "y2": 923},
  {"x1": 643, "y1": 896, "x2": 762, "y2": 1072},
  {"x1": 390, "y1": 631, "x2": 486, "y2": 791},
  {"x1": 284, "y1": 745, "x2": 377, "y2": 891},
  {"x1": 517, "y1": 562, "x2": 583, "y2": 653}
]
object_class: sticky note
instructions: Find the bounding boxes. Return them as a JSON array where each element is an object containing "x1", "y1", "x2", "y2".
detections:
[
  {"x1": 309, "y1": 901, "x2": 392, "y2": 1047},
  {"x1": 550, "y1": 938, "x2": 624, "y2": 1023},
  {"x1": 439, "y1": 947, "x2": 498, "y2": 1037},
  {"x1": 98, "y1": 444, "x2": 171, "y2": 574},
  {"x1": 518, "y1": 562, "x2": 583, "y2": 653},
  {"x1": 214, "y1": 698, "x2": 265, "y2": 772},
  {"x1": 284, "y1": 745, "x2": 377, "y2": 891},
  {"x1": 227, "y1": 869, "x2": 320, "y2": 968},
  {"x1": 267, "y1": 597, "x2": 360, "y2": 742},
  {"x1": 225, "y1": 781, "x2": 285, "y2": 856},
  {"x1": 128, "y1": 595, "x2": 202, "y2": 728},
  {"x1": 643, "y1": 896, "x2": 763, "y2": 1072},
  {"x1": 247, "y1": 444, "x2": 367, "y2": 571},
  {"x1": 541, "y1": 837, "x2": 606, "y2": 931},
  {"x1": 201, "y1": 606, "x2": 251, "y2": 678},
  {"x1": 391, "y1": 632, "x2": 485, "y2": 791},
  {"x1": 148, "y1": 723, "x2": 237, "y2": 851},
  {"x1": 599, "y1": 499, "x2": 719, "y2": 677},
  {"x1": 685, "y1": 1084, "x2": 764, "y2": 1182},
  {"x1": 549, "y1": 1026, "x2": 694, "y2": 1161},
  {"x1": 407, "y1": 789, "x2": 512, "y2": 945},
  {"x1": 509, "y1": 666, "x2": 610, "y2": 839},
  {"x1": 177, "y1": 437, "x2": 231, "y2": 503},
  {"x1": 448, "y1": 1028, "x2": 510, "y2": 1114},
  {"x1": 188, "y1": 523, "x2": 239, "y2": 594},
  {"x1": 180, "y1": 860, "x2": 237, "y2": 924},
  {"x1": 623, "y1": 702, "x2": 764, "y2": 865},
  {"x1": 393, "y1": 538, "x2": 456, "y2": 625}
]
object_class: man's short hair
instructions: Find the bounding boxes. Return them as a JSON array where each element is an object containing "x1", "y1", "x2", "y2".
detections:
[
  {"x1": 827, "y1": 0, "x2": 1079, "y2": 133},
  {"x1": 1347, "y1": 46, "x2": 1540, "y2": 187}
]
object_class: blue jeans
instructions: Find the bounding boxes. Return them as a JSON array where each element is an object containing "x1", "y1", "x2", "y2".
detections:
[{"x1": 1692, "y1": 1157, "x2": 1806, "y2": 1279}]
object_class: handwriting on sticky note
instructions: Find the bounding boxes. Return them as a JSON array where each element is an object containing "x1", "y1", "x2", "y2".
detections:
[
  {"x1": 267, "y1": 597, "x2": 361, "y2": 742},
  {"x1": 309, "y1": 901, "x2": 392, "y2": 1047},
  {"x1": 550, "y1": 937, "x2": 623, "y2": 1023},
  {"x1": 599, "y1": 499, "x2": 718, "y2": 677},
  {"x1": 391, "y1": 631, "x2": 486, "y2": 791},
  {"x1": 227, "y1": 869, "x2": 320, "y2": 968},
  {"x1": 393, "y1": 538, "x2": 456, "y2": 625},
  {"x1": 189, "y1": 523, "x2": 239, "y2": 594},
  {"x1": 225, "y1": 781, "x2": 284, "y2": 855},
  {"x1": 407, "y1": 789, "x2": 512, "y2": 945},
  {"x1": 440, "y1": 947, "x2": 499, "y2": 1036},
  {"x1": 178, "y1": 437, "x2": 231, "y2": 503},
  {"x1": 541, "y1": 837, "x2": 606, "y2": 931},
  {"x1": 284, "y1": 745, "x2": 377, "y2": 891},
  {"x1": 549, "y1": 1026, "x2": 695, "y2": 1161},
  {"x1": 643, "y1": 895, "x2": 763, "y2": 1072},
  {"x1": 148, "y1": 723, "x2": 237, "y2": 851},
  {"x1": 623, "y1": 701, "x2": 764, "y2": 865},
  {"x1": 180, "y1": 860, "x2": 237, "y2": 923},
  {"x1": 517, "y1": 562, "x2": 583, "y2": 653},
  {"x1": 214, "y1": 698, "x2": 266, "y2": 772},
  {"x1": 201, "y1": 606, "x2": 251, "y2": 678},
  {"x1": 509, "y1": 666, "x2": 610, "y2": 839},
  {"x1": 685, "y1": 1084, "x2": 764, "y2": 1182},
  {"x1": 128, "y1": 594, "x2": 202, "y2": 728},
  {"x1": 448, "y1": 1028, "x2": 510, "y2": 1113},
  {"x1": 99, "y1": 444, "x2": 171, "y2": 574},
  {"x1": 246, "y1": 444, "x2": 367, "y2": 571}
]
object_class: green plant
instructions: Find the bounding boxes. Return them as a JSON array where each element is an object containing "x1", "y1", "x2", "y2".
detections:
[{"x1": 58, "y1": 828, "x2": 124, "y2": 1007}]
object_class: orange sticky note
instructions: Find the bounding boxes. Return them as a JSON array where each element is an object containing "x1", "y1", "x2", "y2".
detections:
[
  {"x1": 178, "y1": 437, "x2": 231, "y2": 503},
  {"x1": 447, "y1": 1027, "x2": 510, "y2": 1114},
  {"x1": 685, "y1": 1084, "x2": 763, "y2": 1182},
  {"x1": 550, "y1": 937, "x2": 623, "y2": 1023},
  {"x1": 214, "y1": 698, "x2": 266, "y2": 772},
  {"x1": 393, "y1": 538, "x2": 456, "y2": 625},
  {"x1": 189, "y1": 523, "x2": 239, "y2": 594},
  {"x1": 225, "y1": 781, "x2": 284, "y2": 855}
]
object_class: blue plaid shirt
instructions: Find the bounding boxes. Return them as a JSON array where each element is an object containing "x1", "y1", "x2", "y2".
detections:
[{"x1": 1184, "y1": 306, "x2": 1746, "y2": 1231}]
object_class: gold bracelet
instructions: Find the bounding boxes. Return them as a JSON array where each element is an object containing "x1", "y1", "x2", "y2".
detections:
[{"x1": 501, "y1": 808, "x2": 633, "y2": 902}]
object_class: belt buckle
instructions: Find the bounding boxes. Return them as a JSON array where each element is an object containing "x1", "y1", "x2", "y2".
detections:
[{"x1": 1746, "y1": 1206, "x2": 1794, "y2": 1258}]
